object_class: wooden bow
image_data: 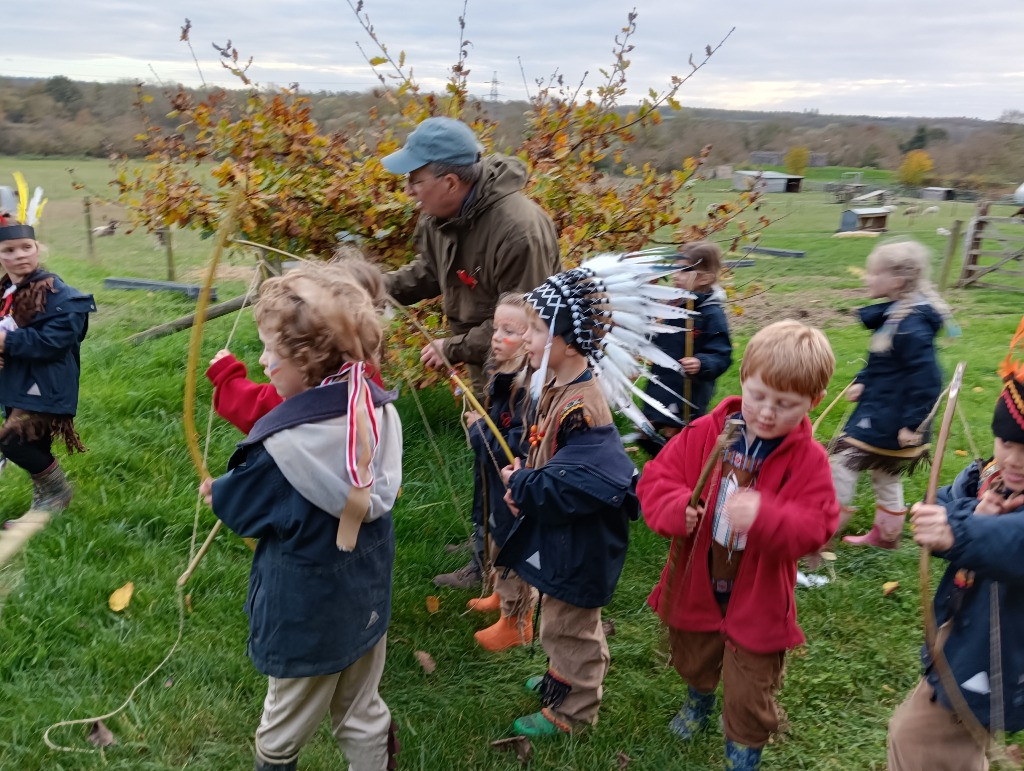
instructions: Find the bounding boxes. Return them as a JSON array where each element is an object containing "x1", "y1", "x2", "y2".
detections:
[
  {"x1": 917, "y1": 362, "x2": 993, "y2": 748},
  {"x1": 177, "y1": 188, "x2": 245, "y2": 587}
]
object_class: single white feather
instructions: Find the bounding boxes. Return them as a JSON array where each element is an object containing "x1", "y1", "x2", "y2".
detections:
[{"x1": 26, "y1": 187, "x2": 44, "y2": 226}]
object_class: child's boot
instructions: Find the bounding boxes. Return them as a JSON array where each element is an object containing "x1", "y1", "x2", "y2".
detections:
[
  {"x1": 724, "y1": 739, "x2": 762, "y2": 770},
  {"x1": 31, "y1": 461, "x2": 73, "y2": 514},
  {"x1": 474, "y1": 612, "x2": 532, "y2": 651},
  {"x1": 433, "y1": 558, "x2": 482, "y2": 589},
  {"x1": 669, "y1": 686, "x2": 715, "y2": 740},
  {"x1": 466, "y1": 593, "x2": 501, "y2": 612},
  {"x1": 842, "y1": 505, "x2": 905, "y2": 549},
  {"x1": 513, "y1": 709, "x2": 571, "y2": 737}
]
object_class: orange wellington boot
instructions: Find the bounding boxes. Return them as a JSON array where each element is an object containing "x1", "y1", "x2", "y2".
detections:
[
  {"x1": 474, "y1": 612, "x2": 533, "y2": 652},
  {"x1": 467, "y1": 593, "x2": 501, "y2": 613}
]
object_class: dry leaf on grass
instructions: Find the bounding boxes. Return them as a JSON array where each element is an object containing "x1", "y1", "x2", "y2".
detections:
[
  {"x1": 602, "y1": 619, "x2": 616, "y2": 637},
  {"x1": 108, "y1": 582, "x2": 134, "y2": 612},
  {"x1": 972, "y1": 386, "x2": 984, "y2": 393},
  {"x1": 819, "y1": 551, "x2": 837, "y2": 562},
  {"x1": 87, "y1": 720, "x2": 117, "y2": 748},
  {"x1": 491, "y1": 735, "x2": 533, "y2": 764},
  {"x1": 425, "y1": 595, "x2": 440, "y2": 613},
  {"x1": 955, "y1": 449, "x2": 968, "y2": 457},
  {"x1": 617, "y1": 750, "x2": 632, "y2": 769},
  {"x1": 414, "y1": 650, "x2": 436, "y2": 675},
  {"x1": 882, "y1": 581, "x2": 900, "y2": 596}
]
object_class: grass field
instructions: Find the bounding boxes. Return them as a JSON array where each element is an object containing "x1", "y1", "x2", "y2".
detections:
[{"x1": 0, "y1": 157, "x2": 1021, "y2": 770}]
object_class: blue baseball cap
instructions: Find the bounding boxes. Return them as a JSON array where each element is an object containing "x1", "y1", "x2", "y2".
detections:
[{"x1": 381, "y1": 117, "x2": 483, "y2": 175}]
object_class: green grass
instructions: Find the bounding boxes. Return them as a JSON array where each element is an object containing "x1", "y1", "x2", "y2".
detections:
[{"x1": 0, "y1": 158, "x2": 1020, "y2": 770}]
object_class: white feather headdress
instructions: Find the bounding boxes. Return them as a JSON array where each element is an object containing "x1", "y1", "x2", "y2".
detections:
[{"x1": 523, "y1": 249, "x2": 699, "y2": 441}]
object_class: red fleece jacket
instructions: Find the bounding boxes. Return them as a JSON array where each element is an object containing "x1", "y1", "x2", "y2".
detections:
[
  {"x1": 205, "y1": 354, "x2": 385, "y2": 435},
  {"x1": 638, "y1": 396, "x2": 839, "y2": 653}
]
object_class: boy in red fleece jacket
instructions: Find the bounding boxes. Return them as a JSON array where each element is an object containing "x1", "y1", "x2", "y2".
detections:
[{"x1": 638, "y1": 319, "x2": 839, "y2": 771}]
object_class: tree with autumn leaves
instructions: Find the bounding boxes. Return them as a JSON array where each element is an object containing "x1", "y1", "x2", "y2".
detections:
[{"x1": 114, "y1": 5, "x2": 766, "y2": 376}]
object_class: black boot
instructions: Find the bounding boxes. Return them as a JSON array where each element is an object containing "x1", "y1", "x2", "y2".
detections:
[{"x1": 254, "y1": 757, "x2": 297, "y2": 771}]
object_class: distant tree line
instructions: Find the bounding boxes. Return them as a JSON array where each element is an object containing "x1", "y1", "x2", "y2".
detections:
[{"x1": 1, "y1": 75, "x2": 1022, "y2": 188}]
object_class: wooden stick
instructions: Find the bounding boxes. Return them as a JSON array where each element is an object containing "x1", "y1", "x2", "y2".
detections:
[{"x1": 177, "y1": 521, "x2": 223, "y2": 587}]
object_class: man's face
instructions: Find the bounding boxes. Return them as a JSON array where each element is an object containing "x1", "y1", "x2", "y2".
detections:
[{"x1": 405, "y1": 166, "x2": 461, "y2": 219}]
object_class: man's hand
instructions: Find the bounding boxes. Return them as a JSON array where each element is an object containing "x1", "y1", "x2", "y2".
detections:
[
  {"x1": 910, "y1": 502, "x2": 954, "y2": 550},
  {"x1": 420, "y1": 340, "x2": 446, "y2": 370},
  {"x1": 464, "y1": 410, "x2": 481, "y2": 427},
  {"x1": 725, "y1": 490, "x2": 761, "y2": 531},
  {"x1": 846, "y1": 383, "x2": 864, "y2": 402},
  {"x1": 679, "y1": 357, "x2": 701, "y2": 375},
  {"x1": 975, "y1": 489, "x2": 1024, "y2": 516}
]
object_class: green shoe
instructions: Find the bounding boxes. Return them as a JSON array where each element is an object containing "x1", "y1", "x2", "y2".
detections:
[
  {"x1": 524, "y1": 675, "x2": 544, "y2": 696},
  {"x1": 513, "y1": 711, "x2": 568, "y2": 737}
]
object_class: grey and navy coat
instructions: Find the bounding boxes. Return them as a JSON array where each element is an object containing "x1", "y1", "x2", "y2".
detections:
[{"x1": 211, "y1": 380, "x2": 402, "y2": 679}]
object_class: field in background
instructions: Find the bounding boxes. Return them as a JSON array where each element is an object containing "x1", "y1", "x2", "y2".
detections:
[{"x1": 0, "y1": 157, "x2": 1020, "y2": 770}]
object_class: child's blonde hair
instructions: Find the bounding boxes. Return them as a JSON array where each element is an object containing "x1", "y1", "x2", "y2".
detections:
[
  {"x1": 677, "y1": 240, "x2": 723, "y2": 281},
  {"x1": 254, "y1": 263, "x2": 382, "y2": 386},
  {"x1": 329, "y1": 247, "x2": 388, "y2": 312},
  {"x1": 740, "y1": 319, "x2": 835, "y2": 399},
  {"x1": 866, "y1": 238, "x2": 954, "y2": 353}
]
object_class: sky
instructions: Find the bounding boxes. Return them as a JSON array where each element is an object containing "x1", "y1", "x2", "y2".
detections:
[{"x1": 3, "y1": 1, "x2": 1023, "y2": 121}]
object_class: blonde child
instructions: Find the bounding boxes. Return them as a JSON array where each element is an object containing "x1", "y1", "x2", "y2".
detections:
[
  {"x1": 642, "y1": 241, "x2": 733, "y2": 450},
  {"x1": 205, "y1": 257, "x2": 387, "y2": 434},
  {"x1": 833, "y1": 239, "x2": 956, "y2": 549},
  {"x1": 0, "y1": 208, "x2": 95, "y2": 526},
  {"x1": 199, "y1": 263, "x2": 402, "y2": 770},
  {"x1": 639, "y1": 320, "x2": 838, "y2": 770},
  {"x1": 461, "y1": 292, "x2": 538, "y2": 651}
]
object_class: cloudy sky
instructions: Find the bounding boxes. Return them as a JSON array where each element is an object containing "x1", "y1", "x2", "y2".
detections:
[{"x1": 4, "y1": 1, "x2": 1022, "y2": 120}]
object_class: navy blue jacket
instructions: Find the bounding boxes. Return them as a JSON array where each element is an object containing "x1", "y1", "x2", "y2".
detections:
[
  {"x1": 0, "y1": 270, "x2": 96, "y2": 415},
  {"x1": 469, "y1": 370, "x2": 527, "y2": 548},
  {"x1": 496, "y1": 423, "x2": 639, "y2": 608},
  {"x1": 844, "y1": 301, "x2": 943, "y2": 450},
  {"x1": 211, "y1": 382, "x2": 397, "y2": 679},
  {"x1": 923, "y1": 462, "x2": 1024, "y2": 731},
  {"x1": 642, "y1": 289, "x2": 732, "y2": 426}
]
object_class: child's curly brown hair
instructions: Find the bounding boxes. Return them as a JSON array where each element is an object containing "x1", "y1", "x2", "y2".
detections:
[{"x1": 254, "y1": 263, "x2": 383, "y2": 387}]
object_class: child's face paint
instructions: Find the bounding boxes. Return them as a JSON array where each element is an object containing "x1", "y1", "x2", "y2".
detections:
[
  {"x1": 740, "y1": 373, "x2": 817, "y2": 440},
  {"x1": 0, "y1": 237, "x2": 40, "y2": 282},
  {"x1": 257, "y1": 329, "x2": 308, "y2": 400},
  {"x1": 491, "y1": 304, "x2": 528, "y2": 364}
]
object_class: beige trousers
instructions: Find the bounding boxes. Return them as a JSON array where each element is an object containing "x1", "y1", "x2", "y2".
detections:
[
  {"x1": 540, "y1": 595, "x2": 610, "y2": 725},
  {"x1": 488, "y1": 541, "x2": 537, "y2": 620},
  {"x1": 888, "y1": 679, "x2": 989, "y2": 771},
  {"x1": 254, "y1": 636, "x2": 391, "y2": 770}
]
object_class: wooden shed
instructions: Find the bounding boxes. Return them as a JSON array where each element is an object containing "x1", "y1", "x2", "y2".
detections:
[
  {"x1": 921, "y1": 187, "x2": 956, "y2": 201},
  {"x1": 732, "y1": 170, "x2": 803, "y2": 194},
  {"x1": 840, "y1": 208, "x2": 890, "y2": 232}
]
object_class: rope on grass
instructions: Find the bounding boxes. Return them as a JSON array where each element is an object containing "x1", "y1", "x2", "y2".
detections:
[{"x1": 41, "y1": 252, "x2": 262, "y2": 755}]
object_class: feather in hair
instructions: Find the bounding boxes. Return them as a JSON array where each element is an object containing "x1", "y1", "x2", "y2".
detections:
[{"x1": 13, "y1": 172, "x2": 29, "y2": 223}]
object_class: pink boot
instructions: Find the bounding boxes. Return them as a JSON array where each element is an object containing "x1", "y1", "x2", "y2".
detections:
[{"x1": 842, "y1": 505, "x2": 905, "y2": 549}]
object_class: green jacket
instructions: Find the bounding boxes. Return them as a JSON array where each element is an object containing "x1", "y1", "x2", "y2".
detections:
[{"x1": 387, "y1": 154, "x2": 561, "y2": 366}]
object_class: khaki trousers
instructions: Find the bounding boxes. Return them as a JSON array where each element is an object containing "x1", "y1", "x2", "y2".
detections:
[
  {"x1": 830, "y1": 450, "x2": 905, "y2": 511},
  {"x1": 488, "y1": 542, "x2": 537, "y2": 620},
  {"x1": 888, "y1": 679, "x2": 989, "y2": 771},
  {"x1": 540, "y1": 595, "x2": 610, "y2": 725},
  {"x1": 669, "y1": 627, "x2": 785, "y2": 748},
  {"x1": 254, "y1": 636, "x2": 391, "y2": 770}
]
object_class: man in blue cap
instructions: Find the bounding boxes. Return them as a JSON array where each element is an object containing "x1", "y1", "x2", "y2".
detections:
[{"x1": 382, "y1": 116, "x2": 560, "y2": 588}]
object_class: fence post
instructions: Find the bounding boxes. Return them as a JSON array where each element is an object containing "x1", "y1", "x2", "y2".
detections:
[
  {"x1": 162, "y1": 228, "x2": 176, "y2": 281},
  {"x1": 938, "y1": 219, "x2": 963, "y2": 295},
  {"x1": 83, "y1": 197, "x2": 96, "y2": 262}
]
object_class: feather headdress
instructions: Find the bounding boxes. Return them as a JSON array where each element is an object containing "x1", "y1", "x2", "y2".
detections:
[
  {"x1": 523, "y1": 249, "x2": 698, "y2": 441},
  {"x1": 0, "y1": 172, "x2": 47, "y2": 242}
]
